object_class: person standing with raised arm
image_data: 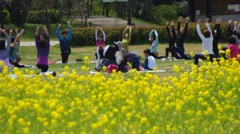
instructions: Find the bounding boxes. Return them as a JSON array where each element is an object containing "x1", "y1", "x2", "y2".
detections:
[
  {"x1": 194, "y1": 18, "x2": 214, "y2": 65},
  {"x1": 95, "y1": 26, "x2": 106, "y2": 71},
  {"x1": 56, "y1": 21, "x2": 72, "y2": 63},
  {"x1": 122, "y1": 26, "x2": 132, "y2": 51},
  {"x1": 212, "y1": 18, "x2": 222, "y2": 58}
]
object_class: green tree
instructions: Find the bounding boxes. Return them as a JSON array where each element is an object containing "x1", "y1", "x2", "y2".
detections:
[{"x1": 5, "y1": 0, "x2": 33, "y2": 27}]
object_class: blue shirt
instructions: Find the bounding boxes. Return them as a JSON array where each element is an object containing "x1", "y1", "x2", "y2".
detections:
[{"x1": 56, "y1": 27, "x2": 72, "y2": 52}]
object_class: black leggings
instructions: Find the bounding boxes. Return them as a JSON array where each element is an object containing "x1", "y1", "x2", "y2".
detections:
[
  {"x1": 9, "y1": 58, "x2": 25, "y2": 68},
  {"x1": 194, "y1": 54, "x2": 215, "y2": 65},
  {"x1": 11, "y1": 63, "x2": 25, "y2": 68},
  {"x1": 61, "y1": 51, "x2": 70, "y2": 63},
  {"x1": 37, "y1": 64, "x2": 48, "y2": 72}
]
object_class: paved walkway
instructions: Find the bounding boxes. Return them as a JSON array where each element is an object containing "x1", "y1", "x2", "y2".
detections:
[
  {"x1": 74, "y1": 16, "x2": 150, "y2": 27},
  {"x1": 21, "y1": 41, "x2": 59, "y2": 46}
]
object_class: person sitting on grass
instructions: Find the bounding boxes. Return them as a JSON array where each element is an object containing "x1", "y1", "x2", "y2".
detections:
[
  {"x1": 141, "y1": 49, "x2": 156, "y2": 71},
  {"x1": 95, "y1": 41, "x2": 122, "y2": 71},
  {"x1": 56, "y1": 21, "x2": 72, "y2": 63},
  {"x1": 219, "y1": 21, "x2": 240, "y2": 59},
  {"x1": 227, "y1": 36, "x2": 239, "y2": 60},
  {"x1": 35, "y1": 26, "x2": 50, "y2": 75},
  {"x1": 95, "y1": 26, "x2": 106, "y2": 70},
  {"x1": 9, "y1": 28, "x2": 25, "y2": 68},
  {"x1": 118, "y1": 48, "x2": 140, "y2": 72},
  {"x1": 0, "y1": 28, "x2": 11, "y2": 66},
  {"x1": 194, "y1": 18, "x2": 215, "y2": 66},
  {"x1": 122, "y1": 25, "x2": 132, "y2": 51}
]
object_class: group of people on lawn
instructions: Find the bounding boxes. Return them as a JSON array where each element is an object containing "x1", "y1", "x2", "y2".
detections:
[{"x1": 0, "y1": 16, "x2": 240, "y2": 74}]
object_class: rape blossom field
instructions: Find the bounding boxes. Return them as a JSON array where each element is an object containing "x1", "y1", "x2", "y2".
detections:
[{"x1": 0, "y1": 58, "x2": 240, "y2": 133}]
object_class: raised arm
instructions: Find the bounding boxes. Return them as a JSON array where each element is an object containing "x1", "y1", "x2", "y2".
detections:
[
  {"x1": 149, "y1": 29, "x2": 154, "y2": 38},
  {"x1": 171, "y1": 22, "x2": 176, "y2": 39},
  {"x1": 196, "y1": 19, "x2": 204, "y2": 40},
  {"x1": 205, "y1": 18, "x2": 212, "y2": 37},
  {"x1": 67, "y1": 21, "x2": 72, "y2": 40},
  {"x1": 177, "y1": 16, "x2": 183, "y2": 34},
  {"x1": 35, "y1": 26, "x2": 39, "y2": 46},
  {"x1": 215, "y1": 18, "x2": 222, "y2": 38},
  {"x1": 228, "y1": 20, "x2": 233, "y2": 35},
  {"x1": 44, "y1": 26, "x2": 50, "y2": 46},
  {"x1": 233, "y1": 21, "x2": 238, "y2": 34},
  {"x1": 35, "y1": 26, "x2": 39, "y2": 35},
  {"x1": 56, "y1": 23, "x2": 62, "y2": 40},
  {"x1": 100, "y1": 27, "x2": 106, "y2": 41},
  {"x1": 95, "y1": 27, "x2": 98, "y2": 41},
  {"x1": 128, "y1": 26, "x2": 132, "y2": 42},
  {"x1": 122, "y1": 26, "x2": 128, "y2": 39},
  {"x1": 166, "y1": 21, "x2": 171, "y2": 39},
  {"x1": 9, "y1": 29, "x2": 13, "y2": 37},
  {"x1": 184, "y1": 17, "x2": 189, "y2": 36},
  {"x1": 154, "y1": 30, "x2": 159, "y2": 43},
  {"x1": 12, "y1": 29, "x2": 24, "y2": 48}
]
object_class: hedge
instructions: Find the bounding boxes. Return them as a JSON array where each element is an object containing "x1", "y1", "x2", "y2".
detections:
[{"x1": 71, "y1": 22, "x2": 229, "y2": 46}]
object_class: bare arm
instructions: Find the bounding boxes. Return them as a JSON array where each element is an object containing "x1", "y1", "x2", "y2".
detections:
[
  {"x1": 12, "y1": 29, "x2": 24, "y2": 48},
  {"x1": 100, "y1": 27, "x2": 106, "y2": 41},
  {"x1": 36, "y1": 26, "x2": 40, "y2": 35},
  {"x1": 196, "y1": 19, "x2": 204, "y2": 40}
]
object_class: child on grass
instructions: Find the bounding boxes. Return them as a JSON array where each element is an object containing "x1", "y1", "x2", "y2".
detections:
[
  {"x1": 227, "y1": 36, "x2": 239, "y2": 60},
  {"x1": 141, "y1": 49, "x2": 156, "y2": 70},
  {"x1": 95, "y1": 26, "x2": 106, "y2": 70}
]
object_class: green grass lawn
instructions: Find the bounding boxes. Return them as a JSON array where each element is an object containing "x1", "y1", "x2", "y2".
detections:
[{"x1": 16, "y1": 43, "x2": 204, "y2": 77}]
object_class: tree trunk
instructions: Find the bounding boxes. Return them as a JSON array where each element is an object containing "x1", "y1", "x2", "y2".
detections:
[
  {"x1": 145, "y1": 0, "x2": 153, "y2": 21},
  {"x1": 0, "y1": 6, "x2": 4, "y2": 28},
  {"x1": 189, "y1": 0, "x2": 195, "y2": 22},
  {"x1": 127, "y1": 0, "x2": 132, "y2": 25}
]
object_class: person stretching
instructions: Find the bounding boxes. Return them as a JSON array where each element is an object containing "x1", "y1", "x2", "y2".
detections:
[
  {"x1": 212, "y1": 18, "x2": 222, "y2": 58},
  {"x1": 9, "y1": 28, "x2": 25, "y2": 68},
  {"x1": 149, "y1": 29, "x2": 159, "y2": 58},
  {"x1": 95, "y1": 26, "x2": 106, "y2": 70},
  {"x1": 122, "y1": 26, "x2": 132, "y2": 51},
  {"x1": 194, "y1": 18, "x2": 215, "y2": 65},
  {"x1": 0, "y1": 28, "x2": 11, "y2": 66},
  {"x1": 35, "y1": 26, "x2": 50, "y2": 74},
  {"x1": 56, "y1": 21, "x2": 72, "y2": 63}
]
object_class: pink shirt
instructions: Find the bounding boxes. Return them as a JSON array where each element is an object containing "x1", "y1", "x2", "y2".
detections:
[
  {"x1": 96, "y1": 41, "x2": 105, "y2": 49},
  {"x1": 228, "y1": 44, "x2": 239, "y2": 59}
]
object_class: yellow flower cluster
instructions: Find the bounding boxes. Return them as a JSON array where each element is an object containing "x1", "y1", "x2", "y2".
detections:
[{"x1": 0, "y1": 58, "x2": 240, "y2": 133}]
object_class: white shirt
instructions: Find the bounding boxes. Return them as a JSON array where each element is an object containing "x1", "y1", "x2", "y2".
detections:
[
  {"x1": 196, "y1": 23, "x2": 214, "y2": 54},
  {"x1": 147, "y1": 55, "x2": 156, "y2": 69}
]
